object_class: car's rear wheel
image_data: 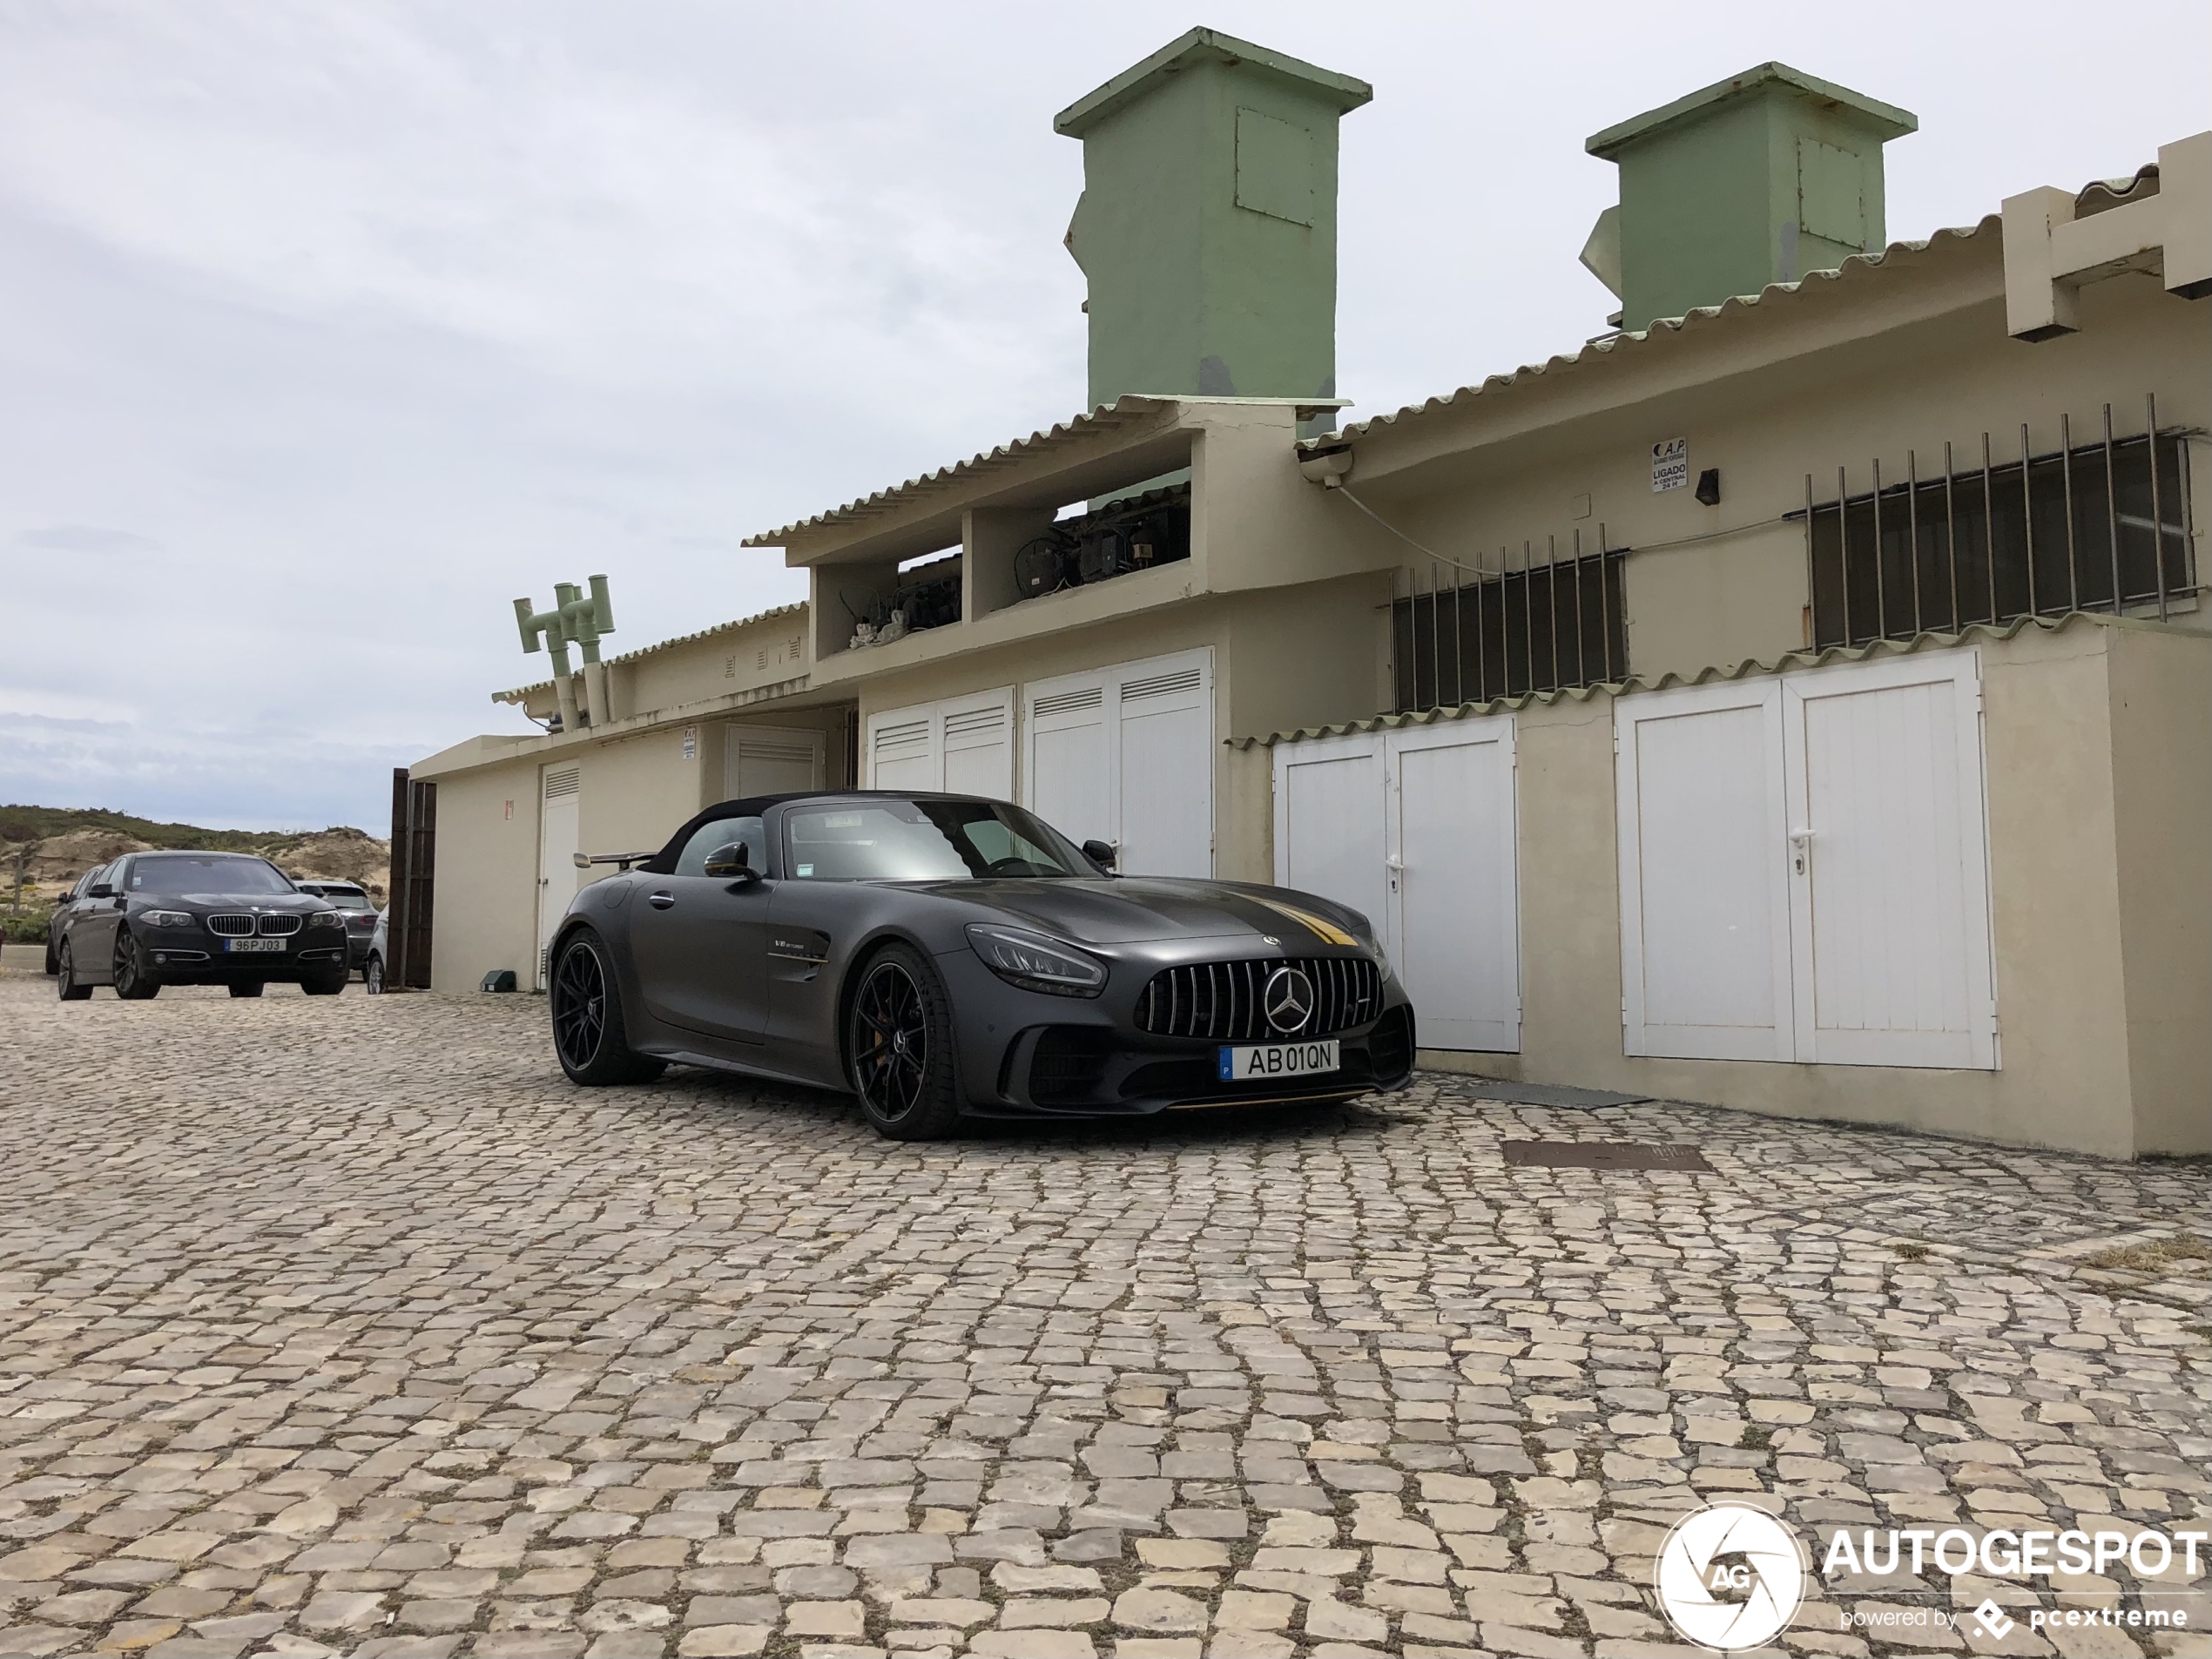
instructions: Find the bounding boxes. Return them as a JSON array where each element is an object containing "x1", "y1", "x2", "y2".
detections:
[
  {"x1": 57, "y1": 941, "x2": 91, "y2": 1001},
  {"x1": 230, "y1": 981, "x2": 264, "y2": 999},
  {"x1": 550, "y1": 928, "x2": 664, "y2": 1085},
  {"x1": 112, "y1": 931, "x2": 160, "y2": 1000},
  {"x1": 44, "y1": 934, "x2": 57, "y2": 975},
  {"x1": 846, "y1": 943, "x2": 961, "y2": 1141},
  {"x1": 363, "y1": 953, "x2": 385, "y2": 995}
]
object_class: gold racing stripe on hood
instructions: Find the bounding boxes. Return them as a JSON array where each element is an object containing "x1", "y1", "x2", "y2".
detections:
[{"x1": 1252, "y1": 897, "x2": 1359, "y2": 948}]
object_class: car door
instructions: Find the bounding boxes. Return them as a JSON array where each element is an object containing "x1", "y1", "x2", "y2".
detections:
[
  {"x1": 629, "y1": 815, "x2": 773, "y2": 1043},
  {"x1": 74, "y1": 858, "x2": 126, "y2": 974}
]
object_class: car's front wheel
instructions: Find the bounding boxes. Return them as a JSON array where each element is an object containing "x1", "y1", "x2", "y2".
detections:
[
  {"x1": 57, "y1": 941, "x2": 91, "y2": 1001},
  {"x1": 550, "y1": 928, "x2": 665, "y2": 1085},
  {"x1": 229, "y1": 981, "x2": 264, "y2": 999},
  {"x1": 302, "y1": 970, "x2": 347, "y2": 996},
  {"x1": 846, "y1": 943, "x2": 961, "y2": 1141},
  {"x1": 363, "y1": 953, "x2": 385, "y2": 995},
  {"x1": 112, "y1": 931, "x2": 160, "y2": 1000}
]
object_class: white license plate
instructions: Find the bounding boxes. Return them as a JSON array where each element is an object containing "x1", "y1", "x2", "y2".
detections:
[
  {"x1": 1218, "y1": 1039, "x2": 1340, "y2": 1082},
  {"x1": 225, "y1": 937, "x2": 287, "y2": 954}
]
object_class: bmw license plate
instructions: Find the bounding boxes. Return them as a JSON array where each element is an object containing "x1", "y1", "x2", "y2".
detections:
[
  {"x1": 225, "y1": 938, "x2": 286, "y2": 954},
  {"x1": 1218, "y1": 1039, "x2": 1340, "y2": 1082}
]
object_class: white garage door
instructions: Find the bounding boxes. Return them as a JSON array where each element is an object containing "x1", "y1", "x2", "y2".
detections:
[
  {"x1": 1272, "y1": 716, "x2": 1522, "y2": 1053},
  {"x1": 1617, "y1": 649, "x2": 1995, "y2": 1069},
  {"x1": 864, "y1": 688, "x2": 1014, "y2": 799},
  {"x1": 1392, "y1": 723, "x2": 1521, "y2": 1052},
  {"x1": 1026, "y1": 649, "x2": 1212, "y2": 877},
  {"x1": 1615, "y1": 682, "x2": 1795, "y2": 1061},
  {"x1": 1784, "y1": 652, "x2": 1996, "y2": 1068}
]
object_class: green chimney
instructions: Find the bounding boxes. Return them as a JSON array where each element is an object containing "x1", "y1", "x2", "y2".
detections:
[
  {"x1": 1584, "y1": 63, "x2": 1916, "y2": 334},
  {"x1": 1055, "y1": 28, "x2": 1371, "y2": 428}
]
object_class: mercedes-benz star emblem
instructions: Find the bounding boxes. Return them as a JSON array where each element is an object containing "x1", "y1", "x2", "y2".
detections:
[{"x1": 1263, "y1": 966, "x2": 1315, "y2": 1035}]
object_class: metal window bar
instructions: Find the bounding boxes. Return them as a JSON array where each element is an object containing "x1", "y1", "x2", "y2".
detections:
[
  {"x1": 2020, "y1": 424, "x2": 2038, "y2": 618},
  {"x1": 2148, "y1": 394, "x2": 2167, "y2": 622},
  {"x1": 1389, "y1": 537, "x2": 1629, "y2": 712}
]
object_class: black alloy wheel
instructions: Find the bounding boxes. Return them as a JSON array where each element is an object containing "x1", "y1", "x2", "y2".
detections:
[
  {"x1": 229, "y1": 981, "x2": 265, "y2": 999},
  {"x1": 57, "y1": 941, "x2": 91, "y2": 1001},
  {"x1": 550, "y1": 929, "x2": 664, "y2": 1085},
  {"x1": 363, "y1": 954, "x2": 385, "y2": 995},
  {"x1": 112, "y1": 931, "x2": 160, "y2": 1000},
  {"x1": 846, "y1": 943, "x2": 961, "y2": 1141}
]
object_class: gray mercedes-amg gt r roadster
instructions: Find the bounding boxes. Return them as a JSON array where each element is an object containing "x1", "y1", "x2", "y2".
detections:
[{"x1": 547, "y1": 791, "x2": 1416, "y2": 1139}]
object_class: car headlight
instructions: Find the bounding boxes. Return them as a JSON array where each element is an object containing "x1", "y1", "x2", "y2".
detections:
[
  {"x1": 307, "y1": 910, "x2": 347, "y2": 929},
  {"x1": 965, "y1": 923, "x2": 1107, "y2": 997},
  {"x1": 140, "y1": 910, "x2": 193, "y2": 928}
]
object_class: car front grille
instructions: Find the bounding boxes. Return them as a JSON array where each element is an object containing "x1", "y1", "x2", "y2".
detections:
[
  {"x1": 1134, "y1": 955, "x2": 1381, "y2": 1042},
  {"x1": 206, "y1": 913, "x2": 302, "y2": 936}
]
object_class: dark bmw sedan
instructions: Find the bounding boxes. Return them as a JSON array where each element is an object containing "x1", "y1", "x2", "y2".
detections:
[
  {"x1": 547, "y1": 791, "x2": 1416, "y2": 1139},
  {"x1": 55, "y1": 851, "x2": 352, "y2": 1000}
]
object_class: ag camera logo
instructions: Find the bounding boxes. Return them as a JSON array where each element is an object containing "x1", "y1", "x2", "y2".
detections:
[{"x1": 1655, "y1": 1501, "x2": 1808, "y2": 1652}]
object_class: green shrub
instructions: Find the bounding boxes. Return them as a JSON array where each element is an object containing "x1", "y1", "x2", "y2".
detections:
[{"x1": 1, "y1": 911, "x2": 52, "y2": 944}]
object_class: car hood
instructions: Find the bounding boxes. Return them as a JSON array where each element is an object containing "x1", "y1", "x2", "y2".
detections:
[
  {"x1": 142, "y1": 893, "x2": 330, "y2": 913},
  {"x1": 908, "y1": 876, "x2": 1373, "y2": 950}
]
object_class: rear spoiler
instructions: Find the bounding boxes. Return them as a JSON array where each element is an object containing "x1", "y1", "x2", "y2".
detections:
[{"x1": 573, "y1": 850, "x2": 657, "y2": 873}]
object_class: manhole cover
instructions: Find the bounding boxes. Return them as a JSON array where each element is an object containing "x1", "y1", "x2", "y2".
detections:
[{"x1": 1501, "y1": 1140, "x2": 1713, "y2": 1171}]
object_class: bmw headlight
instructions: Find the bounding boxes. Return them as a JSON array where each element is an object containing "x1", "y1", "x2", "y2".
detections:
[
  {"x1": 141, "y1": 909, "x2": 193, "y2": 928},
  {"x1": 965, "y1": 923, "x2": 1107, "y2": 997},
  {"x1": 307, "y1": 910, "x2": 347, "y2": 929}
]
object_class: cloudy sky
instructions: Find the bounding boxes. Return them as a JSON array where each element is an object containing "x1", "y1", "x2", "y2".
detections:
[{"x1": 2, "y1": 2, "x2": 2203, "y2": 832}]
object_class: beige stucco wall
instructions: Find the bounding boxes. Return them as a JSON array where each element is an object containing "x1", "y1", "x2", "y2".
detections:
[
  {"x1": 2105, "y1": 622, "x2": 2212, "y2": 1155},
  {"x1": 424, "y1": 757, "x2": 541, "y2": 995},
  {"x1": 1416, "y1": 622, "x2": 2208, "y2": 1158}
]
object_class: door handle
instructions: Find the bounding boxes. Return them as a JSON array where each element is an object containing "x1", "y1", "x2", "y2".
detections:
[
  {"x1": 1789, "y1": 827, "x2": 1814, "y2": 875},
  {"x1": 647, "y1": 891, "x2": 676, "y2": 909}
]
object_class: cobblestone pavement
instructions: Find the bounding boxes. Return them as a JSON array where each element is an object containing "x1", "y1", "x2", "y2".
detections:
[{"x1": 1, "y1": 976, "x2": 2206, "y2": 1659}]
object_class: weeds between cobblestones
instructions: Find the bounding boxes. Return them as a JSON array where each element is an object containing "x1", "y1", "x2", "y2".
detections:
[{"x1": 0, "y1": 980, "x2": 2204, "y2": 1658}]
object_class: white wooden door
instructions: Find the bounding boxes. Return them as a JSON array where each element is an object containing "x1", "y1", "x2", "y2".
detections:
[
  {"x1": 725, "y1": 725, "x2": 824, "y2": 799},
  {"x1": 1616, "y1": 682, "x2": 1796, "y2": 1060},
  {"x1": 1025, "y1": 649, "x2": 1213, "y2": 875},
  {"x1": 1783, "y1": 651, "x2": 1996, "y2": 1068},
  {"x1": 1272, "y1": 731, "x2": 1386, "y2": 932},
  {"x1": 865, "y1": 689, "x2": 1014, "y2": 796},
  {"x1": 867, "y1": 709, "x2": 935, "y2": 791},
  {"x1": 940, "y1": 691, "x2": 1015, "y2": 799},
  {"x1": 1118, "y1": 658, "x2": 1211, "y2": 877},
  {"x1": 536, "y1": 764, "x2": 582, "y2": 990},
  {"x1": 1390, "y1": 722, "x2": 1521, "y2": 1052}
]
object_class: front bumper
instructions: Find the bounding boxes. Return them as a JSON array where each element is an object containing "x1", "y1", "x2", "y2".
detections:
[
  {"x1": 938, "y1": 947, "x2": 1417, "y2": 1119},
  {"x1": 141, "y1": 929, "x2": 351, "y2": 981}
]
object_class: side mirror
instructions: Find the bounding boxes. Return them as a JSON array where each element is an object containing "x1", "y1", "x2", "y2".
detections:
[
  {"x1": 87, "y1": 883, "x2": 115, "y2": 900},
  {"x1": 703, "y1": 842, "x2": 759, "y2": 882},
  {"x1": 1082, "y1": 840, "x2": 1117, "y2": 872}
]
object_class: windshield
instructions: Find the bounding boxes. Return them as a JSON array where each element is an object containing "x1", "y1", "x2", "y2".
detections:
[
  {"x1": 784, "y1": 799, "x2": 1093, "y2": 881},
  {"x1": 128, "y1": 855, "x2": 296, "y2": 897}
]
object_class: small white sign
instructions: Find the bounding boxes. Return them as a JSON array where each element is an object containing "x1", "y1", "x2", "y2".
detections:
[
  {"x1": 680, "y1": 725, "x2": 698, "y2": 761},
  {"x1": 1651, "y1": 436, "x2": 1689, "y2": 493}
]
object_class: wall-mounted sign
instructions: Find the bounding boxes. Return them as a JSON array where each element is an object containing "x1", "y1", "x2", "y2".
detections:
[
  {"x1": 1651, "y1": 437, "x2": 1689, "y2": 493},
  {"x1": 681, "y1": 725, "x2": 698, "y2": 761}
]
